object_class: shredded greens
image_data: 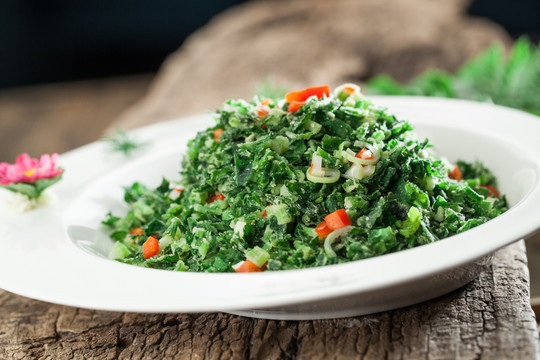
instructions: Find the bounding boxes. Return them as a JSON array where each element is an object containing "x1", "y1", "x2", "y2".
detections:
[{"x1": 103, "y1": 84, "x2": 507, "y2": 272}]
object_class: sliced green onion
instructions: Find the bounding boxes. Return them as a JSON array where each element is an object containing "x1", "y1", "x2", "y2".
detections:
[
  {"x1": 267, "y1": 135, "x2": 290, "y2": 155},
  {"x1": 370, "y1": 131, "x2": 385, "y2": 143},
  {"x1": 246, "y1": 246, "x2": 270, "y2": 268},
  {"x1": 233, "y1": 219, "x2": 246, "y2": 237},
  {"x1": 334, "y1": 83, "x2": 362, "y2": 102},
  {"x1": 342, "y1": 179, "x2": 359, "y2": 193},
  {"x1": 324, "y1": 225, "x2": 353, "y2": 257},
  {"x1": 310, "y1": 153, "x2": 324, "y2": 176},
  {"x1": 266, "y1": 204, "x2": 293, "y2": 224},
  {"x1": 423, "y1": 175, "x2": 437, "y2": 191},
  {"x1": 304, "y1": 120, "x2": 322, "y2": 134},
  {"x1": 109, "y1": 241, "x2": 132, "y2": 260},
  {"x1": 280, "y1": 184, "x2": 291, "y2": 197},
  {"x1": 363, "y1": 165, "x2": 376, "y2": 178},
  {"x1": 306, "y1": 168, "x2": 340, "y2": 183},
  {"x1": 344, "y1": 146, "x2": 380, "y2": 165},
  {"x1": 353, "y1": 140, "x2": 372, "y2": 148},
  {"x1": 158, "y1": 234, "x2": 173, "y2": 251},
  {"x1": 342, "y1": 163, "x2": 363, "y2": 180}
]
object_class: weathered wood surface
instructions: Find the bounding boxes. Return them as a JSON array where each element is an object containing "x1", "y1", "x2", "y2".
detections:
[
  {"x1": 0, "y1": 242, "x2": 538, "y2": 359},
  {"x1": 2, "y1": 0, "x2": 539, "y2": 358}
]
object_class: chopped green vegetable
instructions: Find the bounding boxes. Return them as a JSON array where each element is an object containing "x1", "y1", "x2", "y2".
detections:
[
  {"x1": 246, "y1": 246, "x2": 270, "y2": 268},
  {"x1": 103, "y1": 84, "x2": 507, "y2": 272}
]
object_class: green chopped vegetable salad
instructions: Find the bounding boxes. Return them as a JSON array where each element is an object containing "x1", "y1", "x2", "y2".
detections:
[{"x1": 103, "y1": 84, "x2": 507, "y2": 272}]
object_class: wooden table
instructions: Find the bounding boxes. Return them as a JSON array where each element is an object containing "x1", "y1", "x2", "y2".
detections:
[
  {"x1": 0, "y1": 242, "x2": 538, "y2": 359},
  {"x1": 1, "y1": 0, "x2": 539, "y2": 358}
]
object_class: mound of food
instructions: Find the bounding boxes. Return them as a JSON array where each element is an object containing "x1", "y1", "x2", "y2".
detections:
[{"x1": 103, "y1": 84, "x2": 507, "y2": 272}]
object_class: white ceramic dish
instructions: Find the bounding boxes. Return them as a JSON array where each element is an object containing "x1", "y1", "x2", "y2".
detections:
[{"x1": 1, "y1": 97, "x2": 540, "y2": 320}]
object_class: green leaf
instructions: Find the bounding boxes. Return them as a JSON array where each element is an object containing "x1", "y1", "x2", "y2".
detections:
[
  {"x1": 397, "y1": 206, "x2": 422, "y2": 238},
  {"x1": 0, "y1": 175, "x2": 62, "y2": 199},
  {"x1": 367, "y1": 37, "x2": 540, "y2": 115},
  {"x1": 1, "y1": 183, "x2": 39, "y2": 198}
]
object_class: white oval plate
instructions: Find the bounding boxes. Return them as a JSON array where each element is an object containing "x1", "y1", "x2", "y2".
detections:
[{"x1": 1, "y1": 97, "x2": 540, "y2": 320}]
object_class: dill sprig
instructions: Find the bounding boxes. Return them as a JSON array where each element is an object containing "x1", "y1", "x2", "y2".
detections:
[
  {"x1": 255, "y1": 78, "x2": 288, "y2": 101},
  {"x1": 102, "y1": 129, "x2": 147, "y2": 156}
]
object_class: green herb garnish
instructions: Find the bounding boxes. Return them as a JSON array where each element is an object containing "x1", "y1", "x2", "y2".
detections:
[
  {"x1": 103, "y1": 129, "x2": 147, "y2": 156},
  {"x1": 255, "y1": 78, "x2": 289, "y2": 101},
  {"x1": 367, "y1": 38, "x2": 540, "y2": 115}
]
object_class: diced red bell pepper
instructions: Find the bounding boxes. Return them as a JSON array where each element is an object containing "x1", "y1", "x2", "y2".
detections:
[
  {"x1": 315, "y1": 220, "x2": 333, "y2": 238},
  {"x1": 142, "y1": 236, "x2": 159, "y2": 259},
  {"x1": 257, "y1": 107, "x2": 269, "y2": 118},
  {"x1": 356, "y1": 147, "x2": 374, "y2": 160},
  {"x1": 448, "y1": 165, "x2": 462, "y2": 181},
  {"x1": 235, "y1": 260, "x2": 264, "y2": 273},
  {"x1": 208, "y1": 193, "x2": 226, "y2": 203},
  {"x1": 481, "y1": 184, "x2": 500, "y2": 198},
  {"x1": 316, "y1": 210, "x2": 353, "y2": 238},
  {"x1": 285, "y1": 85, "x2": 330, "y2": 103},
  {"x1": 324, "y1": 209, "x2": 352, "y2": 230},
  {"x1": 287, "y1": 100, "x2": 306, "y2": 113},
  {"x1": 213, "y1": 128, "x2": 224, "y2": 142},
  {"x1": 129, "y1": 227, "x2": 144, "y2": 235}
]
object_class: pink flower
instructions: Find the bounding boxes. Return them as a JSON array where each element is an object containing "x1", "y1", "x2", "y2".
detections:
[{"x1": 0, "y1": 153, "x2": 63, "y2": 185}]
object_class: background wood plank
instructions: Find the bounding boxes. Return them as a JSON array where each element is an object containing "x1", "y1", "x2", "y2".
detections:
[{"x1": 0, "y1": 242, "x2": 537, "y2": 359}]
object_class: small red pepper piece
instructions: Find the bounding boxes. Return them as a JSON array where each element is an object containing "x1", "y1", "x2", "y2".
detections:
[
  {"x1": 256, "y1": 98, "x2": 273, "y2": 118},
  {"x1": 324, "y1": 209, "x2": 352, "y2": 230},
  {"x1": 142, "y1": 236, "x2": 159, "y2": 259},
  {"x1": 213, "y1": 128, "x2": 224, "y2": 142},
  {"x1": 285, "y1": 85, "x2": 330, "y2": 113},
  {"x1": 481, "y1": 184, "x2": 500, "y2": 198},
  {"x1": 448, "y1": 165, "x2": 462, "y2": 181},
  {"x1": 129, "y1": 227, "x2": 144, "y2": 235},
  {"x1": 356, "y1": 147, "x2": 374, "y2": 160},
  {"x1": 235, "y1": 260, "x2": 264, "y2": 273},
  {"x1": 208, "y1": 193, "x2": 226, "y2": 203},
  {"x1": 285, "y1": 85, "x2": 330, "y2": 103},
  {"x1": 315, "y1": 221, "x2": 333, "y2": 238},
  {"x1": 261, "y1": 203, "x2": 273, "y2": 218},
  {"x1": 287, "y1": 100, "x2": 306, "y2": 113}
]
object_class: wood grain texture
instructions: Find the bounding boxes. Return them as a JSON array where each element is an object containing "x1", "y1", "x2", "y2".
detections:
[{"x1": 0, "y1": 242, "x2": 538, "y2": 359}]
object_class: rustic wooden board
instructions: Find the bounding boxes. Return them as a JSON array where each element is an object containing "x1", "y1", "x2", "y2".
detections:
[{"x1": 0, "y1": 242, "x2": 538, "y2": 359}]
